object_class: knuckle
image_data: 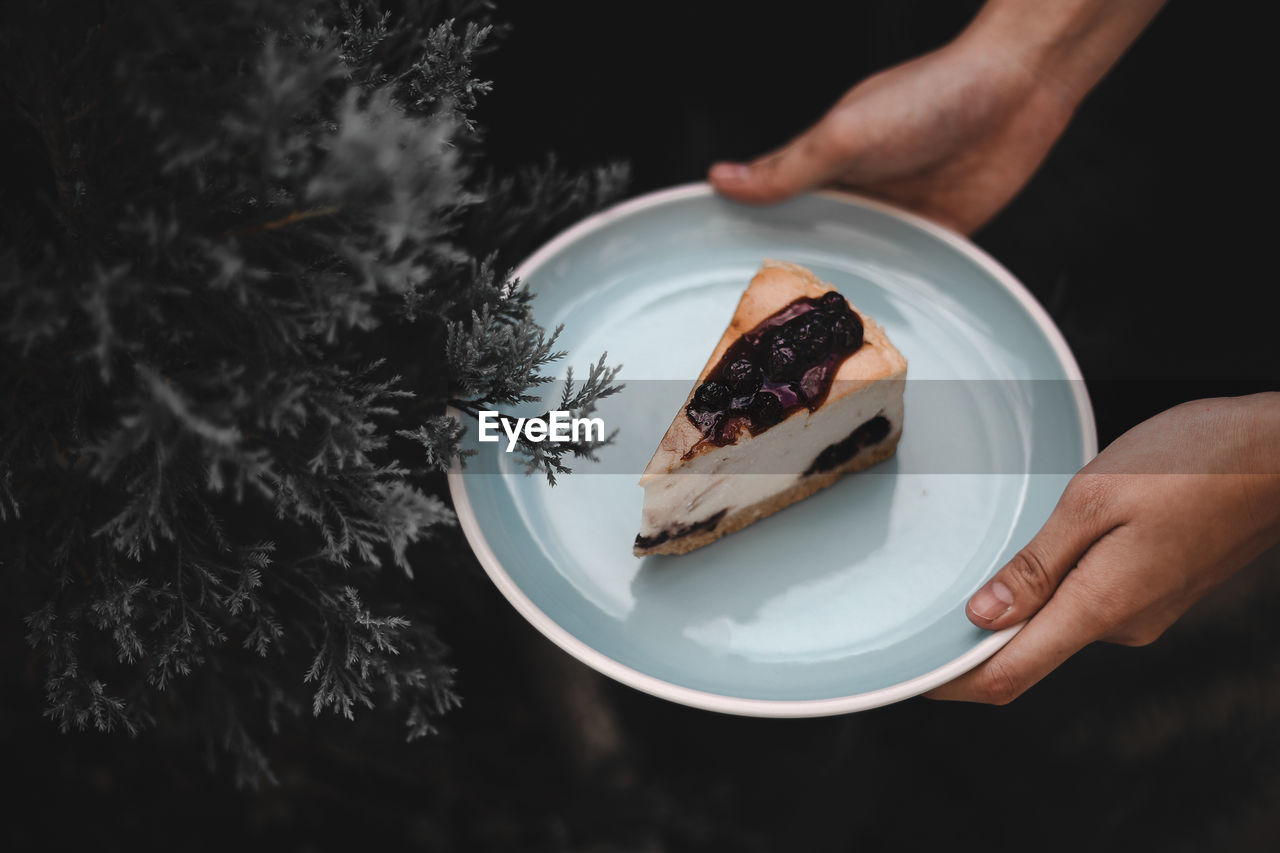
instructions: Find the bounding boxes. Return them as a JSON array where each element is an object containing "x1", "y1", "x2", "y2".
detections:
[
  {"x1": 801, "y1": 126, "x2": 847, "y2": 161},
  {"x1": 1063, "y1": 473, "x2": 1118, "y2": 525},
  {"x1": 975, "y1": 658, "x2": 1023, "y2": 706},
  {"x1": 1005, "y1": 547, "x2": 1056, "y2": 600},
  {"x1": 825, "y1": 99, "x2": 866, "y2": 139}
]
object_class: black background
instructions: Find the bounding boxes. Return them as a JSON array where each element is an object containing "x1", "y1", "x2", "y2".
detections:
[{"x1": 6, "y1": 1, "x2": 1280, "y2": 851}]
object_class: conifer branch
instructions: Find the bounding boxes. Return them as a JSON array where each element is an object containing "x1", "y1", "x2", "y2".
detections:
[{"x1": 1, "y1": 0, "x2": 628, "y2": 786}]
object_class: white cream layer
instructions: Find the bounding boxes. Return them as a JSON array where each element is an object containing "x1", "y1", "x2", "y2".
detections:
[{"x1": 638, "y1": 378, "x2": 905, "y2": 537}]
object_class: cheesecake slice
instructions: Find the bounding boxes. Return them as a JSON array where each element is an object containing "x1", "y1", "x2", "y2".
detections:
[{"x1": 634, "y1": 260, "x2": 906, "y2": 556}]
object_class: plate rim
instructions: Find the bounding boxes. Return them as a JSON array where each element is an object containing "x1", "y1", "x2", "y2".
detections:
[{"x1": 446, "y1": 182, "x2": 1097, "y2": 716}]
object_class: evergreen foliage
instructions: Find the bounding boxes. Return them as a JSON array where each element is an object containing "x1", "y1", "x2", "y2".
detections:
[{"x1": 0, "y1": 0, "x2": 625, "y2": 784}]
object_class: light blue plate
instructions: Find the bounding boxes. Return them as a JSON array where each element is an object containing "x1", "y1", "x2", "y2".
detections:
[{"x1": 448, "y1": 184, "x2": 1095, "y2": 715}]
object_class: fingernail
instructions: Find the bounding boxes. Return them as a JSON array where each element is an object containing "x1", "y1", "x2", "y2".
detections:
[
  {"x1": 969, "y1": 580, "x2": 1014, "y2": 622},
  {"x1": 710, "y1": 163, "x2": 750, "y2": 183}
]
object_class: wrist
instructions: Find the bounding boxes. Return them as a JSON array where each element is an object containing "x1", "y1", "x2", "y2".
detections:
[
  {"x1": 958, "y1": 0, "x2": 1167, "y2": 108},
  {"x1": 1239, "y1": 391, "x2": 1280, "y2": 470},
  {"x1": 1234, "y1": 392, "x2": 1280, "y2": 540}
]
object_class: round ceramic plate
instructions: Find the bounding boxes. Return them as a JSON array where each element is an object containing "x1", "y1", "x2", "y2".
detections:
[{"x1": 448, "y1": 184, "x2": 1095, "y2": 716}]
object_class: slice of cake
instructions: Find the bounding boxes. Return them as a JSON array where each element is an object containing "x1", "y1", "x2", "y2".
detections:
[{"x1": 634, "y1": 260, "x2": 906, "y2": 556}]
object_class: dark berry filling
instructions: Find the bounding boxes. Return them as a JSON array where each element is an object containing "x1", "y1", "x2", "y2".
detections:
[
  {"x1": 830, "y1": 313, "x2": 863, "y2": 351},
  {"x1": 765, "y1": 339, "x2": 798, "y2": 381},
  {"x1": 692, "y1": 380, "x2": 730, "y2": 411},
  {"x1": 683, "y1": 291, "x2": 866, "y2": 457},
  {"x1": 819, "y1": 291, "x2": 846, "y2": 311},
  {"x1": 747, "y1": 391, "x2": 784, "y2": 427},
  {"x1": 634, "y1": 509, "x2": 728, "y2": 551},
  {"x1": 724, "y1": 358, "x2": 762, "y2": 395},
  {"x1": 803, "y1": 415, "x2": 891, "y2": 475}
]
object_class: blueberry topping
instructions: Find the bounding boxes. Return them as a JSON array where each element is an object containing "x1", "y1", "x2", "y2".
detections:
[
  {"x1": 692, "y1": 380, "x2": 730, "y2": 411},
  {"x1": 830, "y1": 312, "x2": 863, "y2": 351},
  {"x1": 681, "y1": 292, "x2": 868, "y2": 457},
  {"x1": 766, "y1": 328, "x2": 791, "y2": 351},
  {"x1": 748, "y1": 391, "x2": 784, "y2": 427},
  {"x1": 789, "y1": 314, "x2": 831, "y2": 360},
  {"x1": 820, "y1": 291, "x2": 847, "y2": 312},
  {"x1": 765, "y1": 342, "x2": 797, "y2": 381},
  {"x1": 724, "y1": 358, "x2": 762, "y2": 395}
]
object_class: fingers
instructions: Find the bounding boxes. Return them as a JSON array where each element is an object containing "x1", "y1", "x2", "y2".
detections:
[
  {"x1": 708, "y1": 122, "x2": 849, "y2": 204},
  {"x1": 928, "y1": 476, "x2": 1129, "y2": 705},
  {"x1": 966, "y1": 475, "x2": 1119, "y2": 632},
  {"x1": 927, "y1": 569, "x2": 1116, "y2": 704}
]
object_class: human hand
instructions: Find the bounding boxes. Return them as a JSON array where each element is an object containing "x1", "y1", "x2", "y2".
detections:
[
  {"x1": 709, "y1": 41, "x2": 1071, "y2": 235},
  {"x1": 708, "y1": 0, "x2": 1166, "y2": 234},
  {"x1": 927, "y1": 394, "x2": 1280, "y2": 704}
]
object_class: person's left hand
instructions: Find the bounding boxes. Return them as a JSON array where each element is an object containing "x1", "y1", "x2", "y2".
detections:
[
  {"x1": 926, "y1": 393, "x2": 1280, "y2": 704},
  {"x1": 706, "y1": 35, "x2": 1074, "y2": 235}
]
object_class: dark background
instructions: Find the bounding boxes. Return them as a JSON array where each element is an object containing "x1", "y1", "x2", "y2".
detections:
[{"x1": 6, "y1": 1, "x2": 1280, "y2": 850}]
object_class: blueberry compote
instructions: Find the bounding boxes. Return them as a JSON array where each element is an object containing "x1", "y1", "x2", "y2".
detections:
[{"x1": 684, "y1": 291, "x2": 864, "y2": 458}]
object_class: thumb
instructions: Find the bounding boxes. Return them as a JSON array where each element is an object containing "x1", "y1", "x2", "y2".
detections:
[
  {"x1": 708, "y1": 122, "x2": 847, "y2": 204},
  {"x1": 967, "y1": 477, "x2": 1118, "y2": 631}
]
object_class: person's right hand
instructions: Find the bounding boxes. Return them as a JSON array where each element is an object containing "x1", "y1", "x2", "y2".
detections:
[{"x1": 708, "y1": 38, "x2": 1075, "y2": 235}]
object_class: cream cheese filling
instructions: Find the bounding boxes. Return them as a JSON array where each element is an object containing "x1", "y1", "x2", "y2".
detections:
[{"x1": 638, "y1": 378, "x2": 904, "y2": 537}]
